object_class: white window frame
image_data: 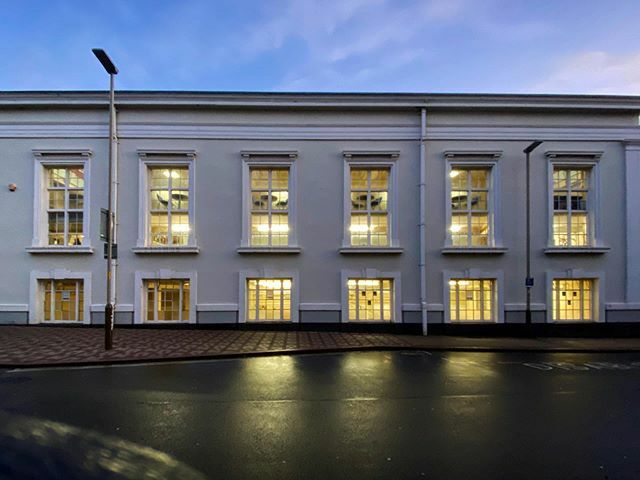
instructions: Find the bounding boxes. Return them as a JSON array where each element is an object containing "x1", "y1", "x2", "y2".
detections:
[
  {"x1": 545, "y1": 269, "x2": 604, "y2": 323},
  {"x1": 135, "y1": 150, "x2": 198, "y2": 253},
  {"x1": 239, "y1": 151, "x2": 299, "y2": 252},
  {"x1": 134, "y1": 269, "x2": 197, "y2": 324},
  {"x1": 29, "y1": 269, "x2": 91, "y2": 324},
  {"x1": 443, "y1": 269, "x2": 504, "y2": 323},
  {"x1": 28, "y1": 150, "x2": 92, "y2": 253},
  {"x1": 546, "y1": 151, "x2": 604, "y2": 251},
  {"x1": 342, "y1": 151, "x2": 400, "y2": 251},
  {"x1": 239, "y1": 269, "x2": 299, "y2": 323},
  {"x1": 443, "y1": 151, "x2": 503, "y2": 251},
  {"x1": 340, "y1": 268, "x2": 401, "y2": 323}
]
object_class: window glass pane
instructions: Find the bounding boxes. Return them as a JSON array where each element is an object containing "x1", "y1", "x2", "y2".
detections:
[
  {"x1": 150, "y1": 190, "x2": 170, "y2": 210},
  {"x1": 370, "y1": 214, "x2": 388, "y2": 246},
  {"x1": 347, "y1": 278, "x2": 393, "y2": 322},
  {"x1": 48, "y1": 168, "x2": 66, "y2": 187},
  {"x1": 48, "y1": 212, "x2": 65, "y2": 245},
  {"x1": 251, "y1": 213, "x2": 269, "y2": 246},
  {"x1": 251, "y1": 169, "x2": 269, "y2": 189},
  {"x1": 553, "y1": 194, "x2": 567, "y2": 211},
  {"x1": 450, "y1": 213, "x2": 468, "y2": 246},
  {"x1": 150, "y1": 213, "x2": 169, "y2": 245},
  {"x1": 68, "y1": 191, "x2": 84, "y2": 209},
  {"x1": 350, "y1": 170, "x2": 368, "y2": 189},
  {"x1": 449, "y1": 169, "x2": 466, "y2": 189},
  {"x1": 469, "y1": 192, "x2": 487, "y2": 211},
  {"x1": 370, "y1": 170, "x2": 389, "y2": 190},
  {"x1": 270, "y1": 213, "x2": 289, "y2": 246},
  {"x1": 553, "y1": 279, "x2": 593, "y2": 322},
  {"x1": 43, "y1": 280, "x2": 82, "y2": 322},
  {"x1": 470, "y1": 214, "x2": 488, "y2": 246},
  {"x1": 48, "y1": 190, "x2": 65, "y2": 209},
  {"x1": 271, "y1": 169, "x2": 289, "y2": 190},
  {"x1": 553, "y1": 213, "x2": 568, "y2": 246},
  {"x1": 470, "y1": 170, "x2": 488, "y2": 189},
  {"x1": 170, "y1": 214, "x2": 190, "y2": 245},
  {"x1": 553, "y1": 169, "x2": 567, "y2": 190},
  {"x1": 67, "y1": 212, "x2": 83, "y2": 246},
  {"x1": 451, "y1": 191, "x2": 467, "y2": 210},
  {"x1": 370, "y1": 192, "x2": 387, "y2": 211},
  {"x1": 571, "y1": 213, "x2": 588, "y2": 246},
  {"x1": 247, "y1": 278, "x2": 292, "y2": 322},
  {"x1": 449, "y1": 279, "x2": 495, "y2": 322},
  {"x1": 171, "y1": 190, "x2": 189, "y2": 210},
  {"x1": 349, "y1": 214, "x2": 369, "y2": 246},
  {"x1": 150, "y1": 168, "x2": 170, "y2": 188},
  {"x1": 271, "y1": 191, "x2": 289, "y2": 210},
  {"x1": 571, "y1": 192, "x2": 587, "y2": 211},
  {"x1": 172, "y1": 168, "x2": 189, "y2": 189},
  {"x1": 351, "y1": 192, "x2": 368, "y2": 211},
  {"x1": 570, "y1": 170, "x2": 588, "y2": 189},
  {"x1": 68, "y1": 169, "x2": 84, "y2": 188}
]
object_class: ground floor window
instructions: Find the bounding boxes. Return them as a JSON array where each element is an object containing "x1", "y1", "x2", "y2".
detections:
[
  {"x1": 347, "y1": 279, "x2": 393, "y2": 322},
  {"x1": 449, "y1": 279, "x2": 495, "y2": 322},
  {"x1": 247, "y1": 278, "x2": 292, "y2": 321},
  {"x1": 552, "y1": 279, "x2": 593, "y2": 321},
  {"x1": 42, "y1": 279, "x2": 84, "y2": 322},
  {"x1": 145, "y1": 279, "x2": 190, "y2": 322}
]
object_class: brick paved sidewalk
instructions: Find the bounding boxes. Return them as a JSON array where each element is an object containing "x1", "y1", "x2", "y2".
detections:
[{"x1": 1, "y1": 326, "x2": 640, "y2": 367}]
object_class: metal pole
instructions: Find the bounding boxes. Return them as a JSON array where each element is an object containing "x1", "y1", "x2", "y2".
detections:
[
  {"x1": 105, "y1": 72, "x2": 115, "y2": 350},
  {"x1": 525, "y1": 150, "x2": 532, "y2": 327}
]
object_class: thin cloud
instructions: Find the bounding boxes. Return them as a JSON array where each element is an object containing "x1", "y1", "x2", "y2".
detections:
[{"x1": 532, "y1": 51, "x2": 640, "y2": 95}]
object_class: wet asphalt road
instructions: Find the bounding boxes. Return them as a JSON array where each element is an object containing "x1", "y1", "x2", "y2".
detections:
[{"x1": 1, "y1": 351, "x2": 640, "y2": 480}]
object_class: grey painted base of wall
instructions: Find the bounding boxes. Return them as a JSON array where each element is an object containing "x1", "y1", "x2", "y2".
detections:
[
  {"x1": 0, "y1": 312, "x2": 28, "y2": 325},
  {"x1": 198, "y1": 311, "x2": 237, "y2": 324},
  {"x1": 504, "y1": 311, "x2": 547, "y2": 324},
  {"x1": 91, "y1": 312, "x2": 134, "y2": 325}
]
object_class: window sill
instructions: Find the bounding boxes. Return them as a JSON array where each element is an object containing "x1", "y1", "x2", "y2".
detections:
[
  {"x1": 132, "y1": 246, "x2": 200, "y2": 254},
  {"x1": 26, "y1": 246, "x2": 94, "y2": 254},
  {"x1": 544, "y1": 247, "x2": 609, "y2": 254},
  {"x1": 441, "y1": 247, "x2": 507, "y2": 255},
  {"x1": 339, "y1": 247, "x2": 403, "y2": 254},
  {"x1": 237, "y1": 246, "x2": 302, "y2": 254}
]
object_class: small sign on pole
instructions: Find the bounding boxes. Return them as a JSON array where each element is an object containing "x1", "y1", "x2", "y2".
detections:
[
  {"x1": 525, "y1": 277, "x2": 534, "y2": 288},
  {"x1": 100, "y1": 208, "x2": 110, "y2": 242}
]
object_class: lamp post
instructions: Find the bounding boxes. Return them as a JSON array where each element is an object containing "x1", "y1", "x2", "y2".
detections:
[
  {"x1": 92, "y1": 48, "x2": 118, "y2": 350},
  {"x1": 524, "y1": 140, "x2": 543, "y2": 330}
]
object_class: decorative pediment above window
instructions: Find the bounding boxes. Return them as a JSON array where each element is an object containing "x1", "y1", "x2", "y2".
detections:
[
  {"x1": 33, "y1": 149, "x2": 92, "y2": 158},
  {"x1": 137, "y1": 149, "x2": 197, "y2": 159},
  {"x1": 343, "y1": 150, "x2": 400, "y2": 158},
  {"x1": 241, "y1": 150, "x2": 298, "y2": 158},
  {"x1": 443, "y1": 150, "x2": 502, "y2": 159},
  {"x1": 545, "y1": 150, "x2": 603, "y2": 160}
]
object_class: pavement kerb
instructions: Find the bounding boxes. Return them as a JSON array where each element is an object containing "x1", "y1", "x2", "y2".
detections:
[{"x1": 3, "y1": 343, "x2": 640, "y2": 370}]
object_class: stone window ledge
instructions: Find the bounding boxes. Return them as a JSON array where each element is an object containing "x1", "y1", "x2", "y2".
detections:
[
  {"x1": 544, "y1": 247, "x2": 609, "y2": 254},
  {"x1": 237, "y1": 246, "x2": 302, "y2": 254},
  {"x1": 132, "y1": 246, "x2": 200, "y2": 254},
  {"x1": 441, "y1": 247, "x2": 507, "y2": 255},
  {"x1": 26, "y1": 246, "x2": 94, "y2": 254},
  {"x1": 339, "y1": 247, "x2": 403, "y2": 254}
]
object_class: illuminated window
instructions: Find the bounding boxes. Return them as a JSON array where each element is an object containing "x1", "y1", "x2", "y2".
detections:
[
  {"x1": 247, "y1": 279, "x2": 292, "y2": 322},
  {"x1": 145, "y1": 280, "x2": 190, "y2": 322},
  {"x1": 148, "y1": 167, "x2": 191, "y2": 246},
  {"x1": 449, "y1": 168, "x2": 490, "y2": 247},
  {"x1": 46, "y1": 167, "x2": 85, "y2": 246},
  {"x1": 552, "y1": 279, "x2": 593, "y2": 321},
  {"x1": 347, "y1": 279, "x2": 393, "y2": 322},
  {"x1": 552, "y1": 168, "x2": 590, "y2": 246},
  {"x1": 250, "y1": 168, "x2": 290, "y2": 246},
  {"x1": 349, "y1": 169, "x2": 389, "y2": 246},
  {"x1": 449, "y1": 279, "x2": 495, "y2": 322},
  {"x1": 42, "y1": 279, "x2": 84, "y2": 322}
]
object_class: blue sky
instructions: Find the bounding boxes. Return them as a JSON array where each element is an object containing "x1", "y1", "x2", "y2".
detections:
[{"x1": 1, "y1": 0, "x2": 639, "y2": 94}]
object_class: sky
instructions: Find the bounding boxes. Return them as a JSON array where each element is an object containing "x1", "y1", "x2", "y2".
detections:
[{"x1": 1, "y1": 0, "x2": 639, "y2": 94}]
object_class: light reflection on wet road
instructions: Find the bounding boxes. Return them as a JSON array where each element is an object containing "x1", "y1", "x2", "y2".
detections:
[{"x1": 1, "y1": 350, "x2": 639, "y2": 479}]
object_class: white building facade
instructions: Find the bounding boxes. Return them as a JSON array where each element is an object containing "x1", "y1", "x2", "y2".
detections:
[{"x1": 1, "y1": 91, "x2": 640, "y2": 330}]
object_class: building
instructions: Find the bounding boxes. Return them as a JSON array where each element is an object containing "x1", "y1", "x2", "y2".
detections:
[{"x1": 1, "y1": 91, "x2": 640, "y2": 331}]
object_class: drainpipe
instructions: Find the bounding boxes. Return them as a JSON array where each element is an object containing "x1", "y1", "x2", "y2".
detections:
[{"x1": 419, "y1": 108, "x2": 428, "y2": 335}]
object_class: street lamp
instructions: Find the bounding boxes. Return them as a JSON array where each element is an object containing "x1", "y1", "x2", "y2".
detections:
[
  {"x1": 92, "y1": 48, "x2": 118, "y2": 350},
  {"x1": 524, "y1": 140, "x2": 543, "y2": 330}
]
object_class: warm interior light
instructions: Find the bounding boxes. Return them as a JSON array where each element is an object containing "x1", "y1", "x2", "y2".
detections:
[
  {"x1": 449, "y1": 170, "x2": 461, "y2": 178},
  {"x1": 171, "y1": 224, "x2": 191, "y2": 233},
  {"x1": 257, "y1": 279, "x2": 291, "y2": 289},
  {"x1": 256, "y1": 224, "x2": 289, "y2": 233},
  {"x1": 349, "y1": 224, "x2": 370, "y2": 233},
  {"x1": 163, "y1": 170, "x2": 181, "y2": 179},
  {"x1": 449, "y1": 225, "x2": 462, "y2": 233},
  {"x1": 449, "y1": 279, "x2": 471, "y2": 286}
]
